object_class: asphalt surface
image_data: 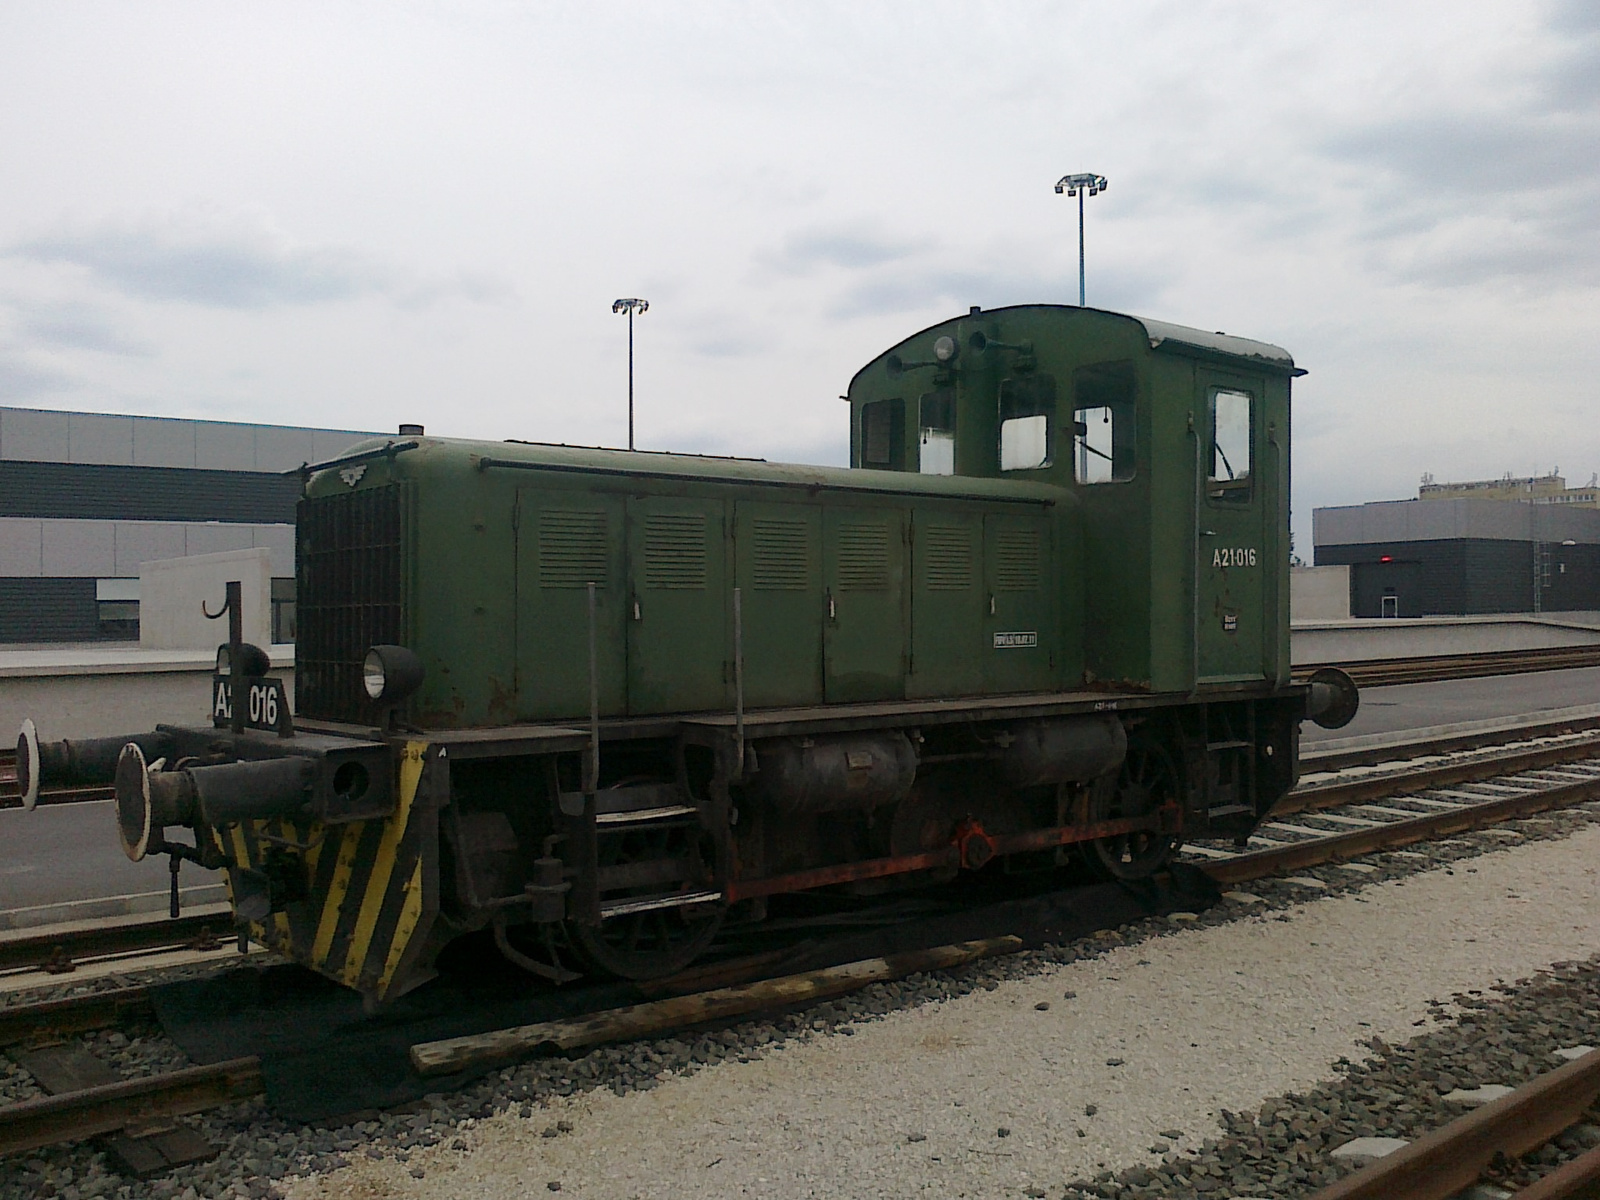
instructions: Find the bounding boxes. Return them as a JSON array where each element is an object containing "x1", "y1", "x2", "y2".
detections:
[{"x1": 6, "y1": 665, "x2": 1600, "y2": 915}]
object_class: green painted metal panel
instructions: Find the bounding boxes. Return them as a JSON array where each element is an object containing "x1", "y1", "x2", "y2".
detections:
[
  {"x1": 823, "y1": 506, "x2": 907, "y2": 703},
  {"x1": 983, "y1": 511, "x2": 1057, "y2": 693},
  {"x1": 908, "y1": 508, "x2": 984, "y2": 698},
  {"x1": 734, "y1": 500, "x2": 823, "y2": 708},
  {"x1": 513, "y1": 488, "x2": 628, "y2": 720},
  {"x1": 627, "y1": 495, "x2": 729, "y2": 714}
]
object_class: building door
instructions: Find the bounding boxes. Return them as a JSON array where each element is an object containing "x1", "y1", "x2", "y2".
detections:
[
  {"x1": 823, "y1": 507, "x2": 907, "y2": 703},
  {"x1": 733, "y1": 501, "x2": 823, "y2": 708},
  {"x1": 1381, "y1": 593, "x2": 1398, "y2": 618},
  {"x1": 983, "y1": 511, "x2": 1057, "y2": 693},
  {"x1": 1196, "y1": 377, "x2": 1268, "y2": 683},
  {"x1": 626, "y1": 496, "x2": 729, "y2": 715},
  {"x1": 514, "y1": 490, "x2": 628, "y2": 721}
]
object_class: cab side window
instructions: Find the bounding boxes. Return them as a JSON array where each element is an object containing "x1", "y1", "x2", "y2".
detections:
[
  {"x1": 918, "y1": 389, "x2": 955, "y2": 475},
  {"x1": 1208, "y1": 388, "x2": 1252, "y2": 500},
  {"x1": 999, "y1": 375, "x2": 1056, "y2": 472},
  {"x1": 1071, "y1": 360, "x2": 1136, "y2": 484},
  {"x1": 860, "y1": 398, "x2": 905, "y2": 470}
]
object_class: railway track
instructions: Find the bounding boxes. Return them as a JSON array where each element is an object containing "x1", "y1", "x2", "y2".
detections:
[
  {"x1": 1307, "y1": 1047, "x2": 1600, "y2": 1200},
  {"x1": 1296, "y1": 641, "x2": 1600, "y2": 688}
]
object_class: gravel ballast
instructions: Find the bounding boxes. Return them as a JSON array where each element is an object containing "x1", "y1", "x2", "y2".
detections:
[{"x1": 270, "y1": 821, "x2": 1600, "y2": 1200}]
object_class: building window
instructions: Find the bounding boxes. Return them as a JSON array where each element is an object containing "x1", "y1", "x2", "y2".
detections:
[
  {"x1": 918, "y1": 389, "x2": 955, "y2": 475},
  {"x1": 1208, "y1": 387, "x2": 1253, "y2": 500},
  {"x1": 96, "y1": 578, "x2": 139, "y2": 639},
  {"x1": 999, "y1": 375, "x2": 1057, "y2": 472},
  {"x1": 271, "y1": 577, "x2": 297, "y2": 644}
]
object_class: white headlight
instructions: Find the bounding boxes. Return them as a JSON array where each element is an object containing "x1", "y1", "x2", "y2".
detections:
[
  {"x1": 934, "y1": 335, "x2": 957, "y2": 362},
  {"x1": 363, "y1": 650, "x2": 387, "y2": 700}
]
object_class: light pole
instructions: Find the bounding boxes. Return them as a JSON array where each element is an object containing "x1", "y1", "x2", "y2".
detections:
[
  {"x1": 1054, "y1": 173, "x2": 1108, "y2": 306},
  {"x1": 612, "y1": 298, "x2": 648, "y2": 450}
]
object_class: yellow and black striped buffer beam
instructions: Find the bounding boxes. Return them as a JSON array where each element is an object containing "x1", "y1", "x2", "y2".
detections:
[{"x1": 217, "y1": 741, "x2": 439, "y2": 1003}]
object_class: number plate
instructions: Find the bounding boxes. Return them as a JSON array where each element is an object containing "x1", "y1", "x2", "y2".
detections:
[{"x1": 212, "y1": 675, "x2": 293, "y2": 735}]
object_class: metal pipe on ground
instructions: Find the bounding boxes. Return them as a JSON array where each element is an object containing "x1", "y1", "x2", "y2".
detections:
[{"x1": 410, "y1": 935, "x2": 1023, "y2": 1077}]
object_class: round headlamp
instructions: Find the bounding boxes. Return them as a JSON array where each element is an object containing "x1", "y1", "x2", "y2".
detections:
[
  {"x1": 933, "y1": 335, "x2": 957, "y2": 363},
  {"x1": 362, "y1": 645, "x2": 425, "y2": 705}
]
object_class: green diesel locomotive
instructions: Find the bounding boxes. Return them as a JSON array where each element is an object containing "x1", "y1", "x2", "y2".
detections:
[{"x1": 18, "y1": 303, "x2": 1354, "y2": 1006}]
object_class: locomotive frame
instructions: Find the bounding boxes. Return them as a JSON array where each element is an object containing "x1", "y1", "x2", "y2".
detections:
[{"x1": 18, "y1": 304, "x2": 1354, "y2": 1007}]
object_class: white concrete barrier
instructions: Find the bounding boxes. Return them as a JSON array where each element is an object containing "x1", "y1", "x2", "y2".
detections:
[
  {"x1": 139, "y1": 547, "x2": 272, "y2": 650},
  {"x1": 1291, "y1": 565, "x2": 1350, "y2": 620},
  {"x1": 0, "y1": 645, "x2": 294, "y2": 741}
]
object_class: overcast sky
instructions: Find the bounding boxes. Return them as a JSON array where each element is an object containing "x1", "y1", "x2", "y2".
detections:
[{"x1": 1, "y1": 1, "x2": 1596, "y2": 554}]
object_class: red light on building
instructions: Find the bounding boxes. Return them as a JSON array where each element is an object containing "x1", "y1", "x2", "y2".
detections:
[{"x1": 1379, "y1": 555, "x2": 1393, "y2": 562}]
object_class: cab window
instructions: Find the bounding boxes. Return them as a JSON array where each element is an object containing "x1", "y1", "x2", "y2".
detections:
[
  {"x1": 918, "y1": 389, "x2": 955, "y2": 475},
  {"x1": 999, "y1": 375, "x2": 1056, "y2": 471},
  {"x1": 1208, "y1": 388, "x2": 1252, "y2": 500},
  {"x1": 1072, "y1": 360, "x2": 1136, "y2": 484},
  {"x1": 860, "y1": 398, "x2": 905, "y2": 470}
]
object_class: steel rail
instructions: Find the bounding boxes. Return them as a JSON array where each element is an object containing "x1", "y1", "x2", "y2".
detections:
[
  {"x1": 0, "y1": 986, "x2": 152, "y2": 1048},
  {"x1": 0, "y1": 1056, "x2": 263, "y2": 1158},
  {"x1": 1204, "y1": 770, "x2": 1600, "y2": 886},
  {"x1": 1297, "y1": 643, "x2": 1600, "y2": 689},
  {"x1": 1306, "y1": 1048, "x2": 1600, "y2": 1200},
  {"x1": 1280, "y1": 735, "x2": 1600, "y2": 818},
  {"x1": 1303, "y1": 713, "x2": 1600, "y2": 773},
  {"x1": 0, "y1": 913, "x2": 231, "y2": 975}
]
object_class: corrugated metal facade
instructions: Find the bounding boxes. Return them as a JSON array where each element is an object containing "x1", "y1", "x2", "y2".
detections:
[
  {"x1": 1315, "y1": 539, "x2": 1600, "y2": 617},
  {"x1": 0, "y1": 460, "x2": 299, "y2": 523},
  {"x1": 0, "y1": 578, "x2": 104, "y2": 642}
]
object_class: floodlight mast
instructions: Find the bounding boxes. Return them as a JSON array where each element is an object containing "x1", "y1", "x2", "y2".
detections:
[
  {"x1": 1054, "y1": 173, "x2": 1108, "y2": 306},
  {"x1": 611, "y1": 298, "x2": 649, "y2": 450}
]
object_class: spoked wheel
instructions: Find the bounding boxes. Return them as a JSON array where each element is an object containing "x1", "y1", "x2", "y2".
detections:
[
  {"x1": 1082, "y1": 737, "x2": 1182, "y2": 881},
  {"x1": 567, "y1": 820, "x2": 725, "y2": 980}
]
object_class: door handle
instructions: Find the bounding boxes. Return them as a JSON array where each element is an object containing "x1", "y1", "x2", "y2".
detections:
[{"x1": 827, "y1": 591, "x2": 836, "y2": 621}]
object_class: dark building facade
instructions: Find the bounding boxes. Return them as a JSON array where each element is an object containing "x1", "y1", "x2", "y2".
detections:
[
  {"x1": 0, "y1": 406, "x2": 376, "y2": 644},
  {"x1": 1314, "y1": 499, "x2": 1600, "y2": 617}
]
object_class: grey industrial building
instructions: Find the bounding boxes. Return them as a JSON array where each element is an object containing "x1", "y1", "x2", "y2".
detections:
[
  {"x1": 0, "y1": 405, "x2": 376, "y2": 643},
  {"x1": 1313, "y1": 498, "x2": 1600, "y2": 617}
]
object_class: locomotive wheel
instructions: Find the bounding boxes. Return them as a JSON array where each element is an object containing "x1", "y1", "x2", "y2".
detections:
[
  {"x1": 1082, "y1": 739, "x2": 1182, "y2": 881},
  {"x1": 568, "y1": 822, "x2": 724, "y2": 980}
]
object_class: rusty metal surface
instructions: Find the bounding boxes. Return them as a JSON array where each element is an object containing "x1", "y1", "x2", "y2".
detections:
[
  {"x1": 0, "y1": 986, "x2": 152, "y2": 1048},
  {"x1": 0, "y1": 1056, "x2": 263, "y2": 1157},
  {"x1": 1307, "y1": 1049, "x2": 1600, "y2": 1200},
  {"x1": 1515, "y1": 1143, "x2": 1600, "y2": 1200}
]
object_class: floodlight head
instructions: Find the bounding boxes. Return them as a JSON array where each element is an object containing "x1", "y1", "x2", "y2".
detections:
[{"x1": 612, "y1": 298, "x2": 649, "y2": 315}]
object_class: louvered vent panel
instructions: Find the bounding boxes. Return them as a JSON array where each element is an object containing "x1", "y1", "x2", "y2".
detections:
[
  {"x1": 923, "y1": 525, "x2": 973, "y2": 591},
  {"x1": 995, "y1": 528, "x2": 1042, "y2": 592},
  {"x1": 752, "y1": 518, "x2": 809, "y2": 590},
  {"x1": 538, "y1": 510, "x2": 609, "y2": 588},
  {"x1": 644, "y1": 512, "x2": 707, "y2": 590},
  {"x1": 297, "y1": 484, "x2": 405, "y2": 722},
  {"x1": 837, "y1": 522, "x2": 889, "y2": 591}
]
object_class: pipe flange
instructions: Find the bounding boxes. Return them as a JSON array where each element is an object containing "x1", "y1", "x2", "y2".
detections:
[
  {"x1": 17, "y1": 719, "x2": 39, "y2": 812},
  {"x1": 114, "y1": 742, "x2": 154, "y2": 863}
]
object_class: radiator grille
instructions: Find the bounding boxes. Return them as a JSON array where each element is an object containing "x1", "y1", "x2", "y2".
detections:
[
  {"x1": 537, "y1": 510, "x2": 609, "y2": 589},
  {"x1": 643, "y1": 512, "x2": 707, "y2": 589},
  {"x1": 836, "y1": 522, "x2": 889, "y2": 591},
  {"x1": 751, "y1": 517, "x2": 809, "y2": 590},
  {"x1": 994, "y1": 527, "x2": 1042, "y2": 592},
  {"x1": 297, "y1": 484, "x2": 406, "y2": 722},
  {"x1": 922, "y1": 525, "x2": 973, "y2": 591}
]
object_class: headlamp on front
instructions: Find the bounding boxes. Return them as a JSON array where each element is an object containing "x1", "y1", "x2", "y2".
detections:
[{"x1": 362, "y1": 645, "x2": 425, "y2": 705}]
